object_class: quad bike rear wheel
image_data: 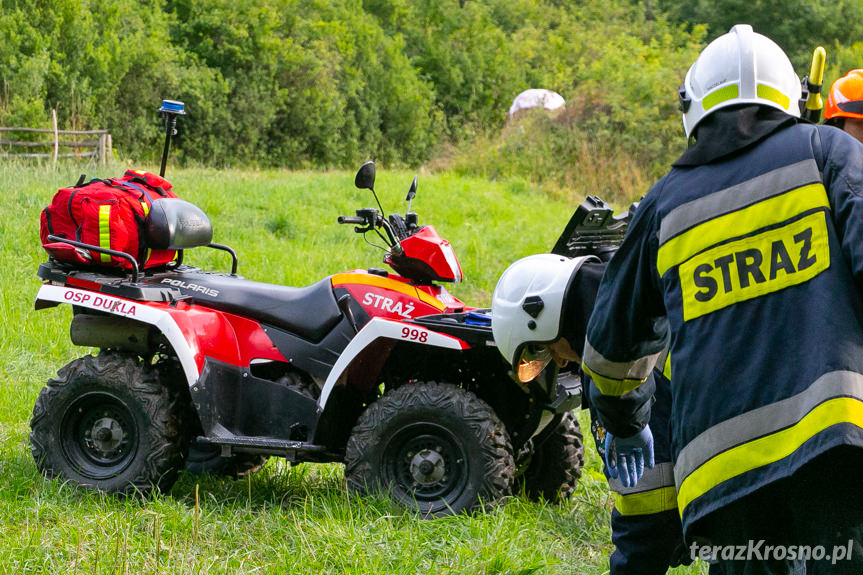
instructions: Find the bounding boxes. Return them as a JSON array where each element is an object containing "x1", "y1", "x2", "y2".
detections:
[
  {"x1": 29, "y1": 352, "x2": 186, "y2": 496},
  {"x1": 344, "y1": 382, "x2": 514, "y2": 517},
  {"x1": 519, "y1": 411, "x2": 584, "y2": 502}
]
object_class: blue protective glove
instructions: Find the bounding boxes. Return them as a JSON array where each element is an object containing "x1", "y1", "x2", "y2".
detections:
[{"x1": 604, "y1": 425, "x2": 655, "y2": 488}]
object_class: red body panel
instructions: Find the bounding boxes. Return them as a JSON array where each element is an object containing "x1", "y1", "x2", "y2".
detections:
[
  {"x1": 392, "y1": 226, "x2": 463, "y2": 282},
  {"x1": 150, "y1": 301, "x2": 286, "y2": 371}
]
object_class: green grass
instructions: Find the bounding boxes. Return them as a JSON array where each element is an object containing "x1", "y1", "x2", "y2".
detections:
[{"x1": 0, "y1": 161, "x2": 707, "y2": 574}]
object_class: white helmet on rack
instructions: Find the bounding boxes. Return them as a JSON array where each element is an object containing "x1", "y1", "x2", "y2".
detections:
[
  {"x1": 679, "y1": 24, "x2": 801, "y2": 137},
  {"x1": 491, "y1": 253, "x2": 596, "y2": 383}
]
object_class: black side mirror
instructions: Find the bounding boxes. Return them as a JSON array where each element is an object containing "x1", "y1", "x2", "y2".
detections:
[
  {"x1": 406, "y1": 175, "x2": 417, "y2": 202},
  {"x1": 355, "y1": 161, "x2": 376, "y2": 191}
]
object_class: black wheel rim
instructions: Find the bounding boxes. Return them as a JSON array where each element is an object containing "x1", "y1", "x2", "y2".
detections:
[
  {"x1": 383, "y1": 422, "x2": 469, "y2": 512},
  {"x1": 60, "y1": 391, "x2": 139, "y2": 480}
]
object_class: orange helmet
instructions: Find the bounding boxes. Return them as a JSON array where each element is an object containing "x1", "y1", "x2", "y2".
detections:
[{"x1": 825, "y1": 69, "x2": 863, "y2": 122}]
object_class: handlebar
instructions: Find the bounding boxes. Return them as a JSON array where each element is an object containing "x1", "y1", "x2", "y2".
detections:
[
  {"x1": 339, "y1": 202, "x2": 421, "y2": 246},
  {"x1": 338, "y1": 216, "x2": 367, "y2": 225},
  {"x1": 338, "y1": 209, "x2": 398, "y2": 246}
]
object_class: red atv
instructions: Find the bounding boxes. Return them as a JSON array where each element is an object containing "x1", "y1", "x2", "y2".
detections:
[{"x1": 30, "y1": 161, "x2": 585, "y2": 516}]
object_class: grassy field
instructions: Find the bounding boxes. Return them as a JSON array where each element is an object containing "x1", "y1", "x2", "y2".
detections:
[{"x1": 0, "y1": 162, "x2": 707, "y2": 574}]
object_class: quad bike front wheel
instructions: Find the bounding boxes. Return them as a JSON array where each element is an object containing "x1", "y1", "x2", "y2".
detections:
[
  {"x1": 344, "y1": 382, "x2": 514, "y2": 517},
  {"x1": 518, "y1": 411, "x2": 584, "y2": 502},
  {"x1": 29, "y1": 352, "x2": 186, "y2": 496}
]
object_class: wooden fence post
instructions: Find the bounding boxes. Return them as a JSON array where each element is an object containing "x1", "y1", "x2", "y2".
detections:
[{"x1": 52, "y1": 109, "x2": 58, "y2": 166}]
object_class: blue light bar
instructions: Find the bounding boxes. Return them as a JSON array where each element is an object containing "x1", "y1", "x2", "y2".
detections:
[{"x1": 159, "y1": 100, "x2": 186, "y2": 115}]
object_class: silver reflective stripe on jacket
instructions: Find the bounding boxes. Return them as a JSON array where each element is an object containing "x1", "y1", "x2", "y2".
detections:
[
  {"x1": 674, "y1": 370, "x2": 863, "y2": 487},
  {"x1": 659, "y1": 159, "x2": 821, "y2": 246},
  {"x1": 673, "y1": 370, "x2": 863, "y2": 516},
  {"x1": 583, "y1": 340, "x2": 662, "y2": 385},
  {"x1": 609, "y1": 462, "x2": 675, "y2": 495}
]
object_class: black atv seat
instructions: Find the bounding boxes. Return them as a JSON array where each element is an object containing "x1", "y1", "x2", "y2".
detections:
[{"x1": 155, "y1": 272, "x2": 343, "y2": 342}]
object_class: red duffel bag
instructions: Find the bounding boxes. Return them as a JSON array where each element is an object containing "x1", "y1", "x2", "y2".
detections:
[{"x1": 40, "y1": 170, "x2": 180, "y2": 269}]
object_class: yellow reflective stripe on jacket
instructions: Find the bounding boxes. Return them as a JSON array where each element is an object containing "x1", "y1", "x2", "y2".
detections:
[
  {"x1": 615, "y1": 486, "x2": 678, "y2": 516},
  {"x1": 609, "y1": 462, "x2": 677, "y2": 516},
  {"x1": 659, "y1": 160, "x2": 821, "y2": 245},
  {"x1": 674, "y1": 370, "x2": 863, "y2": 488},
  {"x1": 678, "y1": 210, "x2": 830, "y2": 321},
  {"x1": 677, "y1": 395, "x2": 863, "y2": 516},
  {"x1": 582, "y1": 340, "x2": 661, "y2": 396},
  {"x1": 657, "y1": 183, "x2": 829, "y2": 276},
  {"x1": 98, "y1": 204, "x2": 112, "y2": 263},
  {"x1": 582, "y1": 363, "x2": 646, "y2": 396}
]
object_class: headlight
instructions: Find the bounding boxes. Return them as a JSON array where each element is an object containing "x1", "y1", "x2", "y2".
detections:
[{"x1": 516, "y1": 345, "x2": 552, "y2": 383}]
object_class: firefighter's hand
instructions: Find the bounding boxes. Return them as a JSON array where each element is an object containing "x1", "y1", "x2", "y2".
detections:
[{"x1": 604, "y1": 425, "x2": 654, "y2": 488}]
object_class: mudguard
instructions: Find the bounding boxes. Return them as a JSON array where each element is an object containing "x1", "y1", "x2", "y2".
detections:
[
  {"x1": 35, "y1": 284, "x2": 286, "y2": 387},
  {"x1": 318, "y1": 317, "x2": 469, "y2": 408}
]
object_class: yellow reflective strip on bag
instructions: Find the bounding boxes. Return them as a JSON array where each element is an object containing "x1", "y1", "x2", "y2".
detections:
[
  {"x1": 582, "y1": 363, "x2": 646, "y2": 397},
  {"x1": 677, "y1": 396, "x2": 863, "y2": 516},
  {"x1": 657, "y1": 183, "x2": 829, "y2": 276},
  {"x1": 140, "y1": 201, "x2": 151, "y2": 265},
  {"x1": 614, "y1": 486, "x2": 678, "y2": 516},
  {"x1": 98, "y1": 204, "x2": 112, "y2": 263}
]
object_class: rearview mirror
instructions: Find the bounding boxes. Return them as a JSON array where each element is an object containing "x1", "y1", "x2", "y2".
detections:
[
  {"x1": 355, "y1": 161, "x2": 376, "y2": 191},
  {"x1": 406, "y1": 175, "x2": 417, "y2": 202}
]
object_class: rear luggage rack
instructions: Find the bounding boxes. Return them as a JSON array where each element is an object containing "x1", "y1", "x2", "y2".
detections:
[
  {"x1": 45, "y1": 234, "x2": 240, "y2": 280},
  {"x1": 38, "y1": 260, "x2": 186, "y2": 303},
  {"x1": 47, "y1": 234, "x2": 142, "y2": 280}
]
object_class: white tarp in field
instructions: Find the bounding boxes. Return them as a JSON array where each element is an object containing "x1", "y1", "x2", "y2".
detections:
[{"x1": 508, "y1": 89, "x2": 566, "y2": 117}]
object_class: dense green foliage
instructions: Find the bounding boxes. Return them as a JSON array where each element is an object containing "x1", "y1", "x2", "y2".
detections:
[
  {"x1": 656, "y1": 0, "x2": 863, "y2": 70},
  {"x1": 1, "y1": 0, "x2": 702, "y2": 175},
  {"x1": 2, "y1": 0, "x2": 863, "y2": 202}
]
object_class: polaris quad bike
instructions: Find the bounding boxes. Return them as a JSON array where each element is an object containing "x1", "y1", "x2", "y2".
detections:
[{"x1": 29, "y1": 161, "x2": 598, "y2": 516}]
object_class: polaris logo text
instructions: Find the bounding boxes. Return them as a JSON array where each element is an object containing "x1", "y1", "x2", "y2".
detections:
[
  {"x1": 64, "y1": 290, "x2": 137, "y2": 316},
  {"x1": 363, "y1": 292, "x2": 415, "y2": 318},
  {"x1": 161, "y1": 279, "x2": 220, "y2": 297}
]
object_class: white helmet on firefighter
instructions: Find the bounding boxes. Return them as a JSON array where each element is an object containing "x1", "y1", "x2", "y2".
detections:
[
  {"x1": 679, "y1": 24, "x2": 801, "y2": 137},
  {"x1": 491, "y1": 253, "x2": 596, "y2": 383}
]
